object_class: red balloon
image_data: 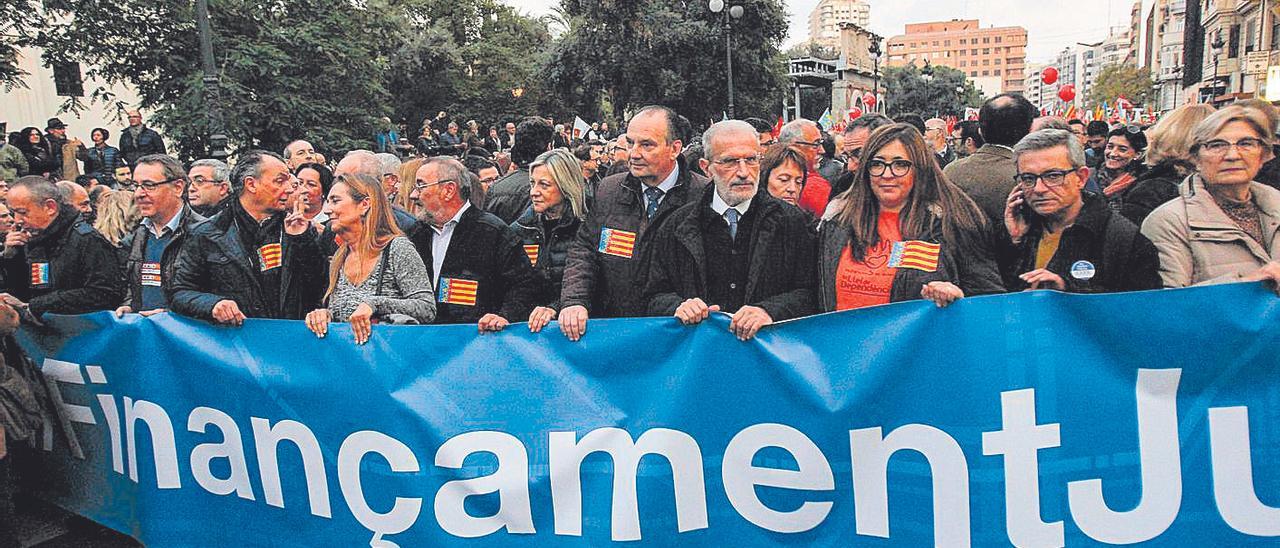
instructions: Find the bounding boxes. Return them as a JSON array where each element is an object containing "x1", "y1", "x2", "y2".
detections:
[
  {"x1": 1042, "y1": 67, "x2": 1059, "y2": 85},
  {"x1": 863, "y1": 92, "x2": 877, "y2": 108},
  {"x1": 848, "y1": 107, "x2": 863, "y2": 120},
  {"x1": 1058, "y1": 84, "x2": 1076, "y2": 102}
]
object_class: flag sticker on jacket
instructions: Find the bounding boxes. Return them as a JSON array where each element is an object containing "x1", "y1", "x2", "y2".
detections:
[
  {"x1": 141, "y1": 262, "x2": 162, "y2": 287},
  {"x1": 597, "y1": 228, "x2": 637, "y2": 259},
  {"x1": 258, "y1": 243, "x2": 283, "y2": 271},
  {"x1": 30, "y1": 262, "x2": 50, "y2": 287},
  {"x1": 523, "y1": 244, "x2": 540, "y2": 266},
  {"x1": 888, "y1": 240, "x2": 940, "y2": 272},
  {"x1": 439, "y1": 277, "x2": 479, "y2": 306}
]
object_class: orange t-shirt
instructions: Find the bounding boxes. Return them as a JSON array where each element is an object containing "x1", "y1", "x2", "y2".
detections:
[{"x1": 835, "y1": 211, "x2": 902, "y2": 311}]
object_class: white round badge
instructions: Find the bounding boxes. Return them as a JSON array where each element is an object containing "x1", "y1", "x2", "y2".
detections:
[{"x1": 1070, "y1": 260, "x2": 1096, "y2": 280}]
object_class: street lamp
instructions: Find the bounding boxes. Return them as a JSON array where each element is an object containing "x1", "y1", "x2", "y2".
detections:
[
  {"x1": 709, "y1": 0, "x2": 745, "y2": 118},
  {"x1": 1211, "y1": 35, "x2": 1226, "y2": 103},
  {"x1": 869, "y1": 39, "x2": 882, "y2": 113},
  {"x1": 195, "y1": 0, "x2": 227, "y2": 160}
]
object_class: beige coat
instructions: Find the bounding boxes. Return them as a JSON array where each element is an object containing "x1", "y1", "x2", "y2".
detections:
[{"x1": 1140, "y1": 176, "x2": 1280, "y2": 287}]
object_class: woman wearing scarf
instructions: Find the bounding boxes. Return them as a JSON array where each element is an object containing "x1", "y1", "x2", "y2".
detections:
[{"x1": 1085, "y1": 125, "x2": 1148, "y2": 211}]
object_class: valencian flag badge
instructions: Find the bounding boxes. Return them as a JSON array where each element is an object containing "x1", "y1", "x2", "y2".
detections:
[
  {"x1": 438, "y1": 277, "x2": 479, "y2": 306},
  {"x1": 30, "y1": 262, "x2": 50, "y2": 286},
  {"x1": 523, "y1": 244, "x2": 540, "y2": 266},
  {"x1": 257, "y1": 243, "x2": 283, "y2": 271},
  {"x1": 597, "y1": 228, "x2": 637, "y2": 259},
  {"x1": 888, "y1": 240, "x2": 940, "y2": 272}
]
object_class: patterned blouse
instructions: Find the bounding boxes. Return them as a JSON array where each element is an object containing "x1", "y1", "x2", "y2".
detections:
[{"x1": 329, "y1": 236, "x2": 436, "y2": 324}]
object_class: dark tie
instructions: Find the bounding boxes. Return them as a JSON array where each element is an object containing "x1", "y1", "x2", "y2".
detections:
[
  {"x1": 644, "y1": 187, "x2": 664, "y2": 219},
  {"x1": 724, "y1": 208, "x2": 740, "y2": 241}
]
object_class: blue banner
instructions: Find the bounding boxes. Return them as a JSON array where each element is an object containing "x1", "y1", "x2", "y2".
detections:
[{"x1": 14, "y1": 283, "x2": 1280, "y2": 546}]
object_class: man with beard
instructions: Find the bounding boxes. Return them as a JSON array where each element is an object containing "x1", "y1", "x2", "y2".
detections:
[{"x1": 640, "y1": 120, "x2": 816, "y2": 340}]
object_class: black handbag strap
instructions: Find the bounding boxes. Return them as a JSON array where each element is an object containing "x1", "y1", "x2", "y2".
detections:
[{"x1": 373, "y1": 244, "x2": 391, "y2": 297}]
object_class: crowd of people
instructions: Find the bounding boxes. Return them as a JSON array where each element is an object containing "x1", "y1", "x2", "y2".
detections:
[
  {"x1": 5, "y1": 93, "x2": 1280, "y2": 542},
  {"x1": 0, "y1": 96, "x2": 1279, "y2": 347}
]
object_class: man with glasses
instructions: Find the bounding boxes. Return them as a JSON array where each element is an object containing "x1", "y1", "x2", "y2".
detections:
[
  {"x1": 407, "y1": 156, "x2": 540, "y2": 328},
  {"x1": 169, "y1": 150, "x2": 324, "y2": 324},
  {"x1": 996, "y1": 129, "x2": 1160, "y2": 293},
  {"x1": 924, "y1": 118, "x2": 957, "y2": 168},
  {"x1": 283, "y1": 139, "x2": 321, "y2": 170},
  {"x1": 188, "y1": 159, "x2": 232, "y2": 216},
  {"x1": 0, "y1": 176, "x2": 123, "y2": 318},
  {"x1": 777, "y1": 119, "x2": 833, "y2": 216},
  {"x1": 114, "y1": 154, "x2": 208, "y2": 316},
  {"x1": 119, "y1": 109, "x2": 166, "y2": 167},
  {"x1": 641, "y1": 120, "x2": 816, "y2": 340}
]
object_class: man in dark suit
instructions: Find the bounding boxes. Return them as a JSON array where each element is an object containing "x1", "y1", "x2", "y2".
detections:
[
  {"x1": 642, "y1": 120, "x2": 816, "y2": 340},
  {"x1": 943, "y1": 93, "x2": 1037, "y2": 229},
  {"x1": 408, "y1": 156, "x2": 541, "y2": 330}
]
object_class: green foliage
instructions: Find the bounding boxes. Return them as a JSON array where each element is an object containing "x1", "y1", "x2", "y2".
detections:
[
  {"x1": 544, "y1": 0, "x2": 790, "y2": 128},
  {"x1": 785, "y1": 41, "x2": 839, "y2": 61},
  {"x1": 1087, "y1": 64, "x2": 1153, "y2": 108},
  {"x1": 882, "y1": 64, "x2": 983, "y2": 118}
]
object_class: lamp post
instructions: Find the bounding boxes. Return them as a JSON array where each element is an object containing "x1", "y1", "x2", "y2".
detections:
[
  {"x1": 195, "y1": 0, "x2": 227, "y2": 160},
  {"x1": 1211, "y1": 35, "x2": 1226, "y2": 104},
  {"x1": 1170, "y1": 66, "x2": 1182, "y2": 109},
  {"x1": 709, "y1": 0, "x2": 744, "y2": 119},
  {"x1": 869, "y1": 39, "x2": 882, "y2": 113}
]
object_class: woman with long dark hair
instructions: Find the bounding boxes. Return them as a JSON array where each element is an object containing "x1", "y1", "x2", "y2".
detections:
[
  {"x1": 15, "y1": 127, "x2": 55, "y2": 178},
  {"x1": 817, "y1": 123, "x2": 1003, "y2": 311}
]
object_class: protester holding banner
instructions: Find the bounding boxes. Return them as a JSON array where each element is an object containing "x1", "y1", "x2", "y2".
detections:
[
  {"x1": 0, "y1": 176, "x2": 124, "y2": 318},
  {"x1": 512, "y1": 149, "x2": 588, "y2": 333},
  {"x1": 817, "y1": 124, "x2": 1003, "y2": 311},
  {"x1": 558, "y1": 106, "x2": 709, "y2": 341},
  {"x1": 305, "y1": 172, "x2": 434, "y2": 343},
  {"x1": 997, "y1": 129, "x2": 1161, "y2": 293},
  {"x1": 407, "y1": 156, "x2": 540, "y2": 329},
  {"x1": 1142, "y1": 106, "x2": 1280, "y2": 289},
  {"x1": 1121, "y1": 104, "x2": 1217, "y2": 226},
  {"x1": 168, "y1": 151, "x2": 325, "y2": 324},
  {"x1": 115, "y1": 154, "x2": 207, "y2": 316},
  {"x1": 643, "y1": 120, "x2": 816, "y2": 340}
]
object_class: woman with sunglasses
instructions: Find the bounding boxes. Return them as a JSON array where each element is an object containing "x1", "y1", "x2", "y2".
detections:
[
  {"x1": 1085, "y1": 125, "x2": 1148, "y2": 209},
  {"x1": 1142, "y1": 106, "x2": 1280, "y2": 289},
  {"x1": 817, "y1": 123, "x2": 1003, "y2": 312}
]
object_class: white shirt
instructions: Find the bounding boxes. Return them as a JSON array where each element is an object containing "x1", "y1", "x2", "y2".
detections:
[
  {"x1": 709, "y1": 190, "x2": 752, "y2": 227},
  {"x1": 142, "y1": 207, "x2": 185, "y2": 239},
  {"x1": 430, "y1": 202, "x2": 471, "y2": 286},
  {"x1": 645, "y1": 166, "x2": 681, "y2": 212}
]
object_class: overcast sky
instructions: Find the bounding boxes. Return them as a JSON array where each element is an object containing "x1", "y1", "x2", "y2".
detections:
[{"x1": 503, "y1": 0, "x2": 1144, "y2": 64}]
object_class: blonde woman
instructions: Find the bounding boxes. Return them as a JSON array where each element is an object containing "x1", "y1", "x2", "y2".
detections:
[
  {"x1": 511, "y1": 149, "x2": 588, "y2": 332},
  {"x1": 305, "y1": 172, "x2": 435, "y2": 344},
  {"x1": 1121, "y1": 104, "x2": 1216, "y2": 225},
  {"x1": 396, "y1": 157, "x2": 425, "y2": 213}
]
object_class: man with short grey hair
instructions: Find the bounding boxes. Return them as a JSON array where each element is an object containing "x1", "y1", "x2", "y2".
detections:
[
  {"x1": 642, "y1": 120, "x2": 816, "y2": 340},
  {"x1": 407, "y1": 156, "x2": 540, "y2": 329},
  {"x1": 777, "y1": 118, "x2": 832, "y2": 215},
  {"x1": 188, "y1": 158, "x2": 232, "y2": 215},
  {"x1": 283, "y1": 140, "x2": 320, "y2": 170},
  {"x1": 117, "y1": 154, "x2": 207, "y2": 316},
  {"x1": 924, "y1": 117, "x2": 957, "y2": 168},
  {"x1": 995, "y1": 129, "x2": 1160, "y2": 293},
  {"x1": 375, "y1": 152, "x2": 403, "y2": 203},
  {"x1": 55, "y1": 180, "x2": 91, "y2": 220}
]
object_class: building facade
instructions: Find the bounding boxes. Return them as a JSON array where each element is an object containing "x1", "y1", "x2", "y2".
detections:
[
  {"x1": 884, "y1": 19, "x2": 1028, "y2": 94},
  {"x1": 808, "y1": 0, "x2": 871, "y2": 50},
  {"x1": 831, "y1": 23, "x2": 884, "y2": 121}
]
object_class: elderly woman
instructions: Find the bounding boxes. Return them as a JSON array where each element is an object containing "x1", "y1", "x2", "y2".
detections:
[
  {"x1": 759, "y1": 143, "x2": 808, "y2": 208},
  {"x1": 1085, "y1": 125, "x2": 1148, "y2": 205},
  {"x1": 1121, "y1": 104, "x2": 1216, "y2": 226},
  {"x1": 305, "y1": 172, "x2": 435, "y2": 344},
  {"x1": 1142, "y1": 105, "x2": 1280, "y2": 290},
  {"x1": 514, "y1": 149, "x2": 586, "y2": 333},
  {"x1": 818, "y1": 123, "x2": 1003, "y2": 311}
]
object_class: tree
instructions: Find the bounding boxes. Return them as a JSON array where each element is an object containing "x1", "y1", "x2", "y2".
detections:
[
  {"x1": 1088, "y1": 65, "x2": 1154, "y2": 108},
  {"x1": 882, "y1": 64, "x2": 983, "y2": 119},
  {"x1": 543, "y1": 0, "x2": 790, "y2": 129},
  {"x1": 784, "y1": 41, "x2": 839, "y2": 61}
]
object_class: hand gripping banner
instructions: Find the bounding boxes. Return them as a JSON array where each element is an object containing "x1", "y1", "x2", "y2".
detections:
[{"x1": 13, "y1": 283, "x2": 1280, "y2": 546}]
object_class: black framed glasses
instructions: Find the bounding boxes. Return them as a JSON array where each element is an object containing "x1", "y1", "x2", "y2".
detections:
[
  {"x1": 131, "y1": 177, "x2": 183, "y2": 192},
  {"x1": 711, "y1": 155, "x2": 762, "y2": 169},
  {"x1": 1014, "y1": 169, "x2": 1076, "y2": 189},
  {"x1": 867, "y1": 159, "x2": 913, "y2": 177}
]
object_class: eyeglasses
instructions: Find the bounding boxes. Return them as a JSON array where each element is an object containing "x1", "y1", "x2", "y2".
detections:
[
  {"x1": 793, "y1": 139, "x2": 828, "y2": 148},
  {"x1": 867, "y1": 159, "x2": 913, "y2": 177},
  {"x1": 711, "y1": 155, "x2": 762, "y2": 169},
  {"x1": 1198, "y1": 138, "x2": 1267, "y2": 157},
  {"x1": 131, "y1": 177, "x2": 182, "y2": 192},
  {"x1": 847, "y1": 147, "x2": 863, "y2": 159},
  {"x1": 412, "y1": 179, "x2": 456, "y2": 191},
  {"x1": 1014, "y1": 169, "x2": 1077, "y2": 189},
  {"x1": 190, "y1": 175, "x2": 224, "y2": 186}
]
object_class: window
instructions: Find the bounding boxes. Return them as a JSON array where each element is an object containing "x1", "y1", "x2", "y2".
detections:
[
  {"x1": 983, "y1": 59, "x2": 989, "y2": 65},
  {"x1": 972, "y1": 49, "x2": 979, "y2": 55},
  {"x1": 1229, "y1": 24, "x2": 1240, "y2": 58},
  {"x1": 971, "y1": 71, "x2": 978, "y2": 76},
  {"x1": 933, "y1": 41, "x2": 939, "y2": 46},
  {"x1": 995, "y1": 58, "x2": 1001, "y2": 65},
  {"x1": 983, "y1": 37, "x2": 990, "y2": 44},
  {"x1": 944, "y1": 40, "x2": 951, "y2": 46},
  {"x1": 960, "y1": 60, "x2": 967, "y2": 67},
  {"x1": 994, "y1": 69, "x2": 1001, "y2": 75},
  {"x1": 960, "y1": 39, "x2": 966, "y2": 45},
  {"x1": 996, "y1": 36, "x2": 1002, "y2": 43},
  {"x1": 982, "y1": 70, "x2": 989, "y2": 76},
  {"x1": 983, "y1": 48, "x2": 990, "y2": 55}
]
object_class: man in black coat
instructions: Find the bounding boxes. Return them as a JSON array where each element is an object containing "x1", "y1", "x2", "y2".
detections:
[
  {"x1": 642, "y1": 120, "x2": 816, "y2": 340},
  {"x1": 408, "y1": 156, "x2": 541, "y2": 329},
  {"x1": 168, "y1": 151, "x2": 325, "y2": 324},
  {"x1": 997, "y1": 129, "x2": 1161, "y2": 293},
  {"x1": 119, "y1": 109, "x2": 167, "y2": 167},
  {"x1": 115, "y1": 154, "x2": 207, "y2": 316},
  {"x1": 558, "y1": 106, "x2": 709, "y2": 341},
  {"x1": 0, "y1": 176, "x2": 124, "y2": 318},
  {"x1": 484, "y1": 117, "x2": 555, "y2": 224}
]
